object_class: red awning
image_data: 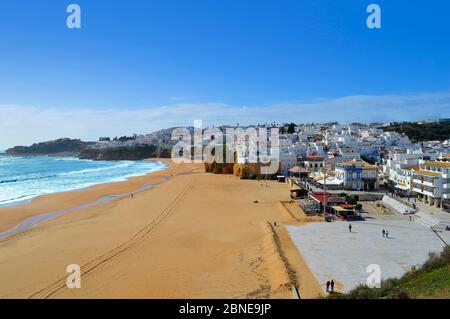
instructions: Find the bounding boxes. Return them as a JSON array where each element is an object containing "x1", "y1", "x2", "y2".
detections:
[{"x1": 310, "y1": 192, "x2": 346, "y2": 204}]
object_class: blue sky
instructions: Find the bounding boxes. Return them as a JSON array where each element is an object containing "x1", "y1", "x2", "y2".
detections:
[{"x1": 0, "y1": 0, "x2": 449, "y2": 147}]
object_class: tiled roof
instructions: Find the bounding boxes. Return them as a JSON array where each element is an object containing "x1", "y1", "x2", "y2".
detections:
[
  {"x1": 425, "y1": 161, "x2": 450, "y2": 168},
  {"x1": 303, "y1": 156, "x2": 324, "y2": 161},
  {"x1": 412, "y1": 169, "x2": 440, "y2": 177},
  {"x1": 288, "y1": 166, "x2": 310, "y2": 173}
]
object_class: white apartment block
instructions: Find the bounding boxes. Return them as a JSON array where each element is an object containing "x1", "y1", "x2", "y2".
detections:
[
  {"x1": 412, "y1": 161, "x2": 450, "y2": 211},
  {"x1": 384, "y1": 149, "x2": 438, "y2": 195}
]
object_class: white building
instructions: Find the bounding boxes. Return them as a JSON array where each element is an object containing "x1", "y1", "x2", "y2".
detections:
[
  {"x1": 384, "y1": 149, "x2": 438, "y2": 195},
  {"x1": 412, "y1": 161, "x2": 450, "y2": 211},
  {"x1": 335, "y1": 160, "x2": 378, "y2": 191}
]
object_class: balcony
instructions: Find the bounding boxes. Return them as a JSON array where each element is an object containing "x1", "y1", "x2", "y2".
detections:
[
  {"x1": 412, "y1": 179, "x2": 434, "y2": 188},
  {"x1": 412, "y1": 188, "x2": 435, "y2": 197}
]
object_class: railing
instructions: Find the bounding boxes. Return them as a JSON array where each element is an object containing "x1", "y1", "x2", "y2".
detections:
[
  {"x1": 412, "y1": 179, "x2": 435, "y2": 187},
  {"x1": 385, "y1": 194, "x2": 416, "y2": 209},
  {"x1": 382, "y1": 195, "x2": 417, "y2": 215}
]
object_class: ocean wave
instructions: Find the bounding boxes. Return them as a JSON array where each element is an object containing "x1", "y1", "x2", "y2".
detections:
[
  {"x1": 59, "y1": 161, "x2": 134, "y2": 177},
  {"x1": 0, "y1": 158, "x2": 166, "y2": 207},
  {"x1": 0, "y1": 179, "x2": 18, "y2": 184},
  {"x1": 0, "y1": 175, "x2": 56, "y2": 184}
]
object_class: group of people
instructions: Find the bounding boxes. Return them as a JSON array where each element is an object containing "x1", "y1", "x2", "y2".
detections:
[
  {"x1": 349, "y1": 224, "x2": 392, "y2": 238},
  {"x1": 326, "y1": 280, "x2": 335, "y2": 293}
]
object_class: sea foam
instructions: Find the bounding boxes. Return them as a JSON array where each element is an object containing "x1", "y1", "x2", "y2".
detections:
[{"x1": 0, "y1": 156, "x2": 167, "y2": 207}]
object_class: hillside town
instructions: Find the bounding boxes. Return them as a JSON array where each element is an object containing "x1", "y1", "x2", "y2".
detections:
[
  {"x1": 272, "y1": 121, "x2": 450, "y2": 213},
  {"x1": 273, "y1": 129, "x2": 448, "y2": 226},
  {"x1": 90, "y1": 120, "x2": 450, "y2": 214},
  {"x1": 2, "y1": 119, "x2": 450, "y2": 296}
]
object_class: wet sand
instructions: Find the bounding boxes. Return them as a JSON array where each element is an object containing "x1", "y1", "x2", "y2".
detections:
[{"x1": 0, "y1": 160, "x2": 323, "y2": 299}]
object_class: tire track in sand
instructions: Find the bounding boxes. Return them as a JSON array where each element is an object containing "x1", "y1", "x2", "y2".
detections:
[{"x1": 29, "y1": 180, "x2": 193, "y2": 299}]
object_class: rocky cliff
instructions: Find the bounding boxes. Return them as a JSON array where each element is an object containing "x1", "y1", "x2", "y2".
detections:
[
  {"x1": 5, "y1": 138, "x2": 93, "y2": 156},
  {"x1": 205, "y1": 161, "x2": 274, "y2": 179},
  {"x1": 78, "y1": 145, "x2": 172, "y2": 160}
]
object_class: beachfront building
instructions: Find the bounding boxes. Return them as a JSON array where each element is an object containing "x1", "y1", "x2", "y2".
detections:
[
  {"x1": 334, "y1": 160, "x2": 378, "y2": 191},
  {"x1": 392, "y1": 168, "x2": 415, "y2": 195},
  {"x1": 383, "y1": 148, "x2": 439, "y2": 196},
  {"x1": 300, "y1": 156, "x2": 325, "y2": 172},
  {"x1": 412, "y1": 161, "x2": 450, "y2": 211}
]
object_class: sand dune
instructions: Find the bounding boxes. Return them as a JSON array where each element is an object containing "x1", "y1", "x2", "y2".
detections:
[{"x1": 0, "y1": 160, "x2": 322, "y2": 299}]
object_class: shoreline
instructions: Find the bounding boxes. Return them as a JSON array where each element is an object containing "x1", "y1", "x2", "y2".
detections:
[
  {"x1": 0, "y1": 158, "x2": 173, "y2": 233},
  {"x1": 0, "y1": 161, "x2": 323, "y2": 299},
  {"x1": 0, "y1": 156, "x2": 168, "y2": 208},
  {"x1": 0, "y1": 180, "x2": 168, "y2": 239}
]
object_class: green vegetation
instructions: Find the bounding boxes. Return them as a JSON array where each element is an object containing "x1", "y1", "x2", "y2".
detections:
[
  {"x1": 382, "y1": 121, "x2": 450, "y2": 142},
  {"x1": 5, "y1": 138, "x2": 93, "y2": 156},
  {"x1": 345, "y1": 195, "x2": 358, "y2": 205},
  {"x1": 328, "y1": 246, "x2": 450, "y2": 299},
  {"x1": 280, "y1": 123, "x2": 298, "y2": 134},
  {"x1": 78, "y1": 145, "x2": 171, "y2": 160}
]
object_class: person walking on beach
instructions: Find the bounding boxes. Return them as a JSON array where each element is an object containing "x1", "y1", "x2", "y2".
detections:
[
  {"x1": 348, "y1": 224, "x2": 352, "y2": 233},
  {"x1": 330, "y1": 280, "x2": 335, "y2": 293},
  {"x1": 326, "y1": 281, "x2": 330, "y2": 293},
  {"x1": 382, "y1": 229, "x2": 385, "y2": 238},
  {"x1": 131, "y1": 193, "x2": 134, "y2": 199},
  {"x1": 385, "y1": 230, "x2": 389, "y2": 238}
]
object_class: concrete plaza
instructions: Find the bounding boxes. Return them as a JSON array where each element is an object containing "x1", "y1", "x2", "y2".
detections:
[{"x1": 287, "y1": 220, "x2": 446, "y2": 293}]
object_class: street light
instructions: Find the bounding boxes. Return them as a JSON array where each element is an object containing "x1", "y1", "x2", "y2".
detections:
[{"x1": 323, "y1": 158, "x2": 327, "y2": 217}]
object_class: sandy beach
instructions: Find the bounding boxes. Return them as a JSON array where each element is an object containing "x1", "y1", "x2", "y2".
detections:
[{"x1": 0, "y1": 159, "x2": 323, "y2": 299}]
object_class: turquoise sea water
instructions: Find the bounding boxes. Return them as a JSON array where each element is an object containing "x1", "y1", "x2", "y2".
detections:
[{"x1": 0, "y1": 156, "x2": 167, "y2": 207}]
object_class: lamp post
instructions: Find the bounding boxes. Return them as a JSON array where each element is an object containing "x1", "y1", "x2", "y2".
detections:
[{"x1": 323, "y1": 158, "x2": 327, "y2": 217}]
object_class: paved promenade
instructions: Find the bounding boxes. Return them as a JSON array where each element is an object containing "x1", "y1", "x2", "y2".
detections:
[{"x1": 287, "y1": 220, "x2": 446, "y2": 293}]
